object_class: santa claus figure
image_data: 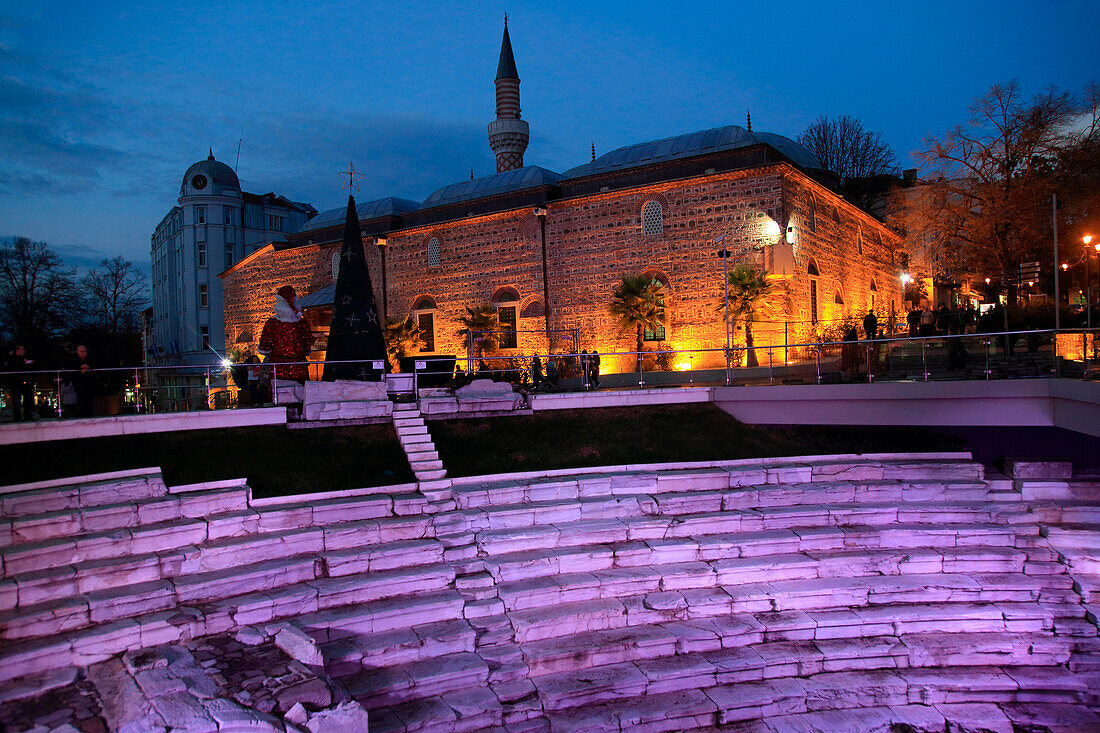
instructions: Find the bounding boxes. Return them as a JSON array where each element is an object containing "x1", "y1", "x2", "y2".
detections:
[{"x1": 258, "y1": 285, "x2": 314, "y2": 383}]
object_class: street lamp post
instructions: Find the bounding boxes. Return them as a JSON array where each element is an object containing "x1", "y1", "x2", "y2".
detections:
[
  {"x1": 716, "y1": 237, "x2": 732, "y2": 386},
  {"x1": 1086, "y1": 235, "x2": 1095, "y2": 331}
]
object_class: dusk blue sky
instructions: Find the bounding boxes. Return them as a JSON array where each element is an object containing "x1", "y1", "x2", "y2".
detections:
[{"x1": 1, "y1": 1, "x2": 1097, "y2": 274}]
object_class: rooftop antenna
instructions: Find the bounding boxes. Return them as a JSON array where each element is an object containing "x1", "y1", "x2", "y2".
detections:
[
  {"x1": 235, "y1": 137, "x2": 243, "y2": 172},
  {"x1": 746, "y1": 109, "x2": 752, "y2": 132},
  {"x1": 470, "y1": 169, "x2": 474, "y2": 180}
]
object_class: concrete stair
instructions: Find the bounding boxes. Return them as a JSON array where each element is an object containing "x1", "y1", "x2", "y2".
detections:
[
  {"x1": 393, "y1": 404, "x2": 447, "y2": 482},
  {"x1": 1, "y1": 454, "x2": 1099, "y2": 732}
]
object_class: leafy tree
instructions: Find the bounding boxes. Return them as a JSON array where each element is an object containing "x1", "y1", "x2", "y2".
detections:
[
  {"x1": 383, "y1": 315, "x2": 425, "y2": 371},
  {"x1": 890, "y1": 81, "x2": 1080, "y2": 289},
  {"x1": 721, "y1": 264, "x2": 772, "y2": 367},
  {"x1": 0, "y1": 237, "x2": 79, "y2": 354},
  {"x1": 798, "y1": 115, "x2": 898, "y2": 183},
  {"x1": 609, "y1": 275, "x2": 667, "y2": 370},
  {"x1": 457, "y1": 304, "x2": 501, "y2": 365}
]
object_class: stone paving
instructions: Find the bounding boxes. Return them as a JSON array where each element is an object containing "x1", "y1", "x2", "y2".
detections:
[{"x1": 1, "y1": 455, "x2": 1099, "y2": 731}]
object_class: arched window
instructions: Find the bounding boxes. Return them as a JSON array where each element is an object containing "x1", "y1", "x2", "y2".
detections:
[
  {"x1": 427, "y1": 237, "x2": 441, "y2": 268},
  {"x1": 806, "y1": 196, "x2": 817, "y2": 233},
  {"x1": 642, "y1": 272, "x2": 669, "y2": 342},
  {"x1": 857, "y1": 225, "x2": 864, "y2": 255},
  {"x1": 869, "y1": 280, "x2": 878, "y2": 310},
  {"x1": 807, "y1": 259, "x2": 820, "y2": 325},
  {"x1": 413, "y1": 296, "x2": 437, "y2": 352},
  {"x1": 641, "y1": 200, "x2": 663, "y2": 236},
  {"x1": 834, "y1": 291, "x2": 845, "y2": 305},
  {"x1": 492, "y1": 287, "x2": 520, "y2": 349}
]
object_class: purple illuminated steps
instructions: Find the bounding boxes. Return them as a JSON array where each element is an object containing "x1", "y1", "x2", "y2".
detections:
[{"x1": 1, "y1": 454, "x2": 1099, "y2": 732}]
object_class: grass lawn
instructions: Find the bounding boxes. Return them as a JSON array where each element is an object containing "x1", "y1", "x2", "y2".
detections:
[
  {"x1": 2, "y1": 425, "x2": 413, "y2": 498},
  {"x1": 3, "y1": 404, "x2": 967, "y2": 497},
  {"x1": 430, "y1": 403, "x2": 965, "y2": 477}
]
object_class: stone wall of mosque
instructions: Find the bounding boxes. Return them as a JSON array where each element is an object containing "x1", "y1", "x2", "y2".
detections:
[{"x1": 220, "y1": 164, "x2": 903, "y2": 373}]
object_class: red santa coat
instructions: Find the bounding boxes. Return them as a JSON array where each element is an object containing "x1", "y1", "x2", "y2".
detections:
[{"x1": 258, "y1": 295, "x2": 314, "y2": 382}]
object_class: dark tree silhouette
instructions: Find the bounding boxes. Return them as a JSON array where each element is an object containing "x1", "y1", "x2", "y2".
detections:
[
  {"x1": 798, "y1": 115, "x2": 899, "y2": 183},
  {"x1": 0, "y1": 237, "x2": 79, "y2": 353}
]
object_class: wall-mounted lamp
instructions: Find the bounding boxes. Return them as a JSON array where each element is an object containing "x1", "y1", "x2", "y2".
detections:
[
  {"x1": 764, "y1": 219, "x2": 781, "y2": 238},
  {"x1": 375, "y1": 237, "x2": 388, "y2": 247},
  {"x1": 533, "y1": 207, "x2": 548, "y2": 218}
]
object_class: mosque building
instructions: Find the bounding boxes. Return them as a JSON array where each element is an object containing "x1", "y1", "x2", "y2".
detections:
[{"x1": 220, "y1": 21, "x2": 903, "y2": 374}]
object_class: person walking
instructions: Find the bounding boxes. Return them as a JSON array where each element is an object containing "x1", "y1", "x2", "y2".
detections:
[{"x1": 4, "y1": 345, "x2": 35, "y2": 422}]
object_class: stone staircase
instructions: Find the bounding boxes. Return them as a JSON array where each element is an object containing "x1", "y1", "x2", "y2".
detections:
[
  {"x1": 394, "y1": 402, "x2": 446, "y2": 481},
  {"x1": 1, "y1": 455, "x2": 1098, "y2": 732}
]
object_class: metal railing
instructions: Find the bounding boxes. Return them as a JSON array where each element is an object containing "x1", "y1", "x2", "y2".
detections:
[{"x1": 1, "y1": 328, "x2": 1096, "y2": 422}]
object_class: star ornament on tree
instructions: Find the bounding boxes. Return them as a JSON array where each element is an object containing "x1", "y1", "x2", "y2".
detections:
[{"x1": 340, "y1": 162, "x2": 365, "y2": 192}]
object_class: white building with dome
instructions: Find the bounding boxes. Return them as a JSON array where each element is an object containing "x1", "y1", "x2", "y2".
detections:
[{"x1": 148, "y1": 152, "x2": 314, "y2": 380}]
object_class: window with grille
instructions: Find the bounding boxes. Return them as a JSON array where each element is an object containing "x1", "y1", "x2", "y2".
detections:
[
  {"x1": 427, "y1": 238, "x2": 441, "y2": 268},
  {"x1": 810, "y1": 280, "x2": 819, "y2": 325},
  {"x1": 643, "y1": 277, "x2": 667, "y2": 341},
  {"x1": 498, "y1": 306, "x2": 517, "y2": 348},
  {"x1": 641, "y1": 201, "x2": 663, "y2": 235},
  {"x1": 417, "y1": 312, "x2": 435, "y2": 352},
  {"x1": 199, "y1": 284, "x2": 208, "y2": 308},
  {"x1": 197, "y1": 243, "x2": 207, "y2": 268}
]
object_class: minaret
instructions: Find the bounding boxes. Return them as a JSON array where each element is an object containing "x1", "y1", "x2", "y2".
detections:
[{"x1": 488, "y1": 16, "x2": 529, "y2": 173}]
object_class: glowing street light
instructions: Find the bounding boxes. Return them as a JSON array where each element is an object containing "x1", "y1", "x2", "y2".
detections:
[{"x1": 900, "y1": 273, "x2": 912, "y2": 285}]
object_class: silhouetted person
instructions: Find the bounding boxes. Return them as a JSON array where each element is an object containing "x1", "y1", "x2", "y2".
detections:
[
  {"x1": 919, "y1": 306, "x2": 934, "y2": 337},
  {"x1": 5, "y1": 345, "x2": 35, "y2": 422},
  {"x1": 862, "y1": 310, "x2": 878, "y2": 340},
  {"x1": 530, "y1": 355, "x2": 543, "y2": 389},
  {"x1": 70, "y1": 345, "x2": 94, "y2": 418},
  {"x1": 545, "y1": 358, "x2": 559, "y2": 390},
  {"x1": 590, "y1": 350, "x2": 601, "y2": 389},
  {"x1": 906, "y1": 308, "x2": 920, "y2": 338}
]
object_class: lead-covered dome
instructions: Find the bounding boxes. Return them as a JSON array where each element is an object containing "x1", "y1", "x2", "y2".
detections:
[
  {"x1": 180, "y1": 151, "x2": 240, "y2": 196},
  {"x1": 563, "y1": 125, "x2": 823, "y2": 179}
]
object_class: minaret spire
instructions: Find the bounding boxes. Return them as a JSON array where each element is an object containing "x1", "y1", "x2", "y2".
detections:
[
  {"x1": 746, "y1": 110, "x2": 752, "y2": 132},
  {"x1": 488, "y1": 17, "x2": 529, "y2": 173}
]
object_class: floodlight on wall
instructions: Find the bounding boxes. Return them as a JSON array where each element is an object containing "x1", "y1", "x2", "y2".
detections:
[
  {"x1": 376, "y1": 237, "x2": 388, "y2": 247},
  {"x1": 533, "y1": 207, "x2": 547, "y2": 218},
  {"x1": 764, "y1": 219, "x2": 781, "y2": 238}
]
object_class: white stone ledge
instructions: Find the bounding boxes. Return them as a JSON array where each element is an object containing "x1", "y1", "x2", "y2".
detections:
[
  {"x1": 0, "y1": 408, "x2": 289, "y2": 447},
  {"x1": 0, "y1": 467, "x2": 162, "y2": 496}
]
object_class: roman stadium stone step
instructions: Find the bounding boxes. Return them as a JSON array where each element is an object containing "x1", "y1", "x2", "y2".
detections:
[
  {"x1": 319, "y1": 618, "x2": 475, "y2": 672},
  {"x1": 2, "y1": 454, "x2": 1098, "y2": 729},
  {"x1": 2, "y1": 485, "x2": 249, "y2": 546},
  {"x1": 0, "y1": 468, "x2": 170, "y2": 519}
]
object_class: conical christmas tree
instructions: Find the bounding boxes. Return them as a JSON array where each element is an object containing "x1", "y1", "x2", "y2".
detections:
[{"x1": 322, "y1": 195, "x2": 387, "y2": 381}]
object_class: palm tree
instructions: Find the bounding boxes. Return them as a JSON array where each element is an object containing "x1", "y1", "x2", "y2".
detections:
[
  {"x1": 609, "y1": 275, "x2": 667, "y2": 370},
  {"x1": 722, "y1": 264, "x2": 772, "y2": 367},
  {"x1": 457, "y1": 304, "x2": 501, "y2": 367},
  {"x1": 383, "y1": 316, "x2": 425, "y2": 372}
]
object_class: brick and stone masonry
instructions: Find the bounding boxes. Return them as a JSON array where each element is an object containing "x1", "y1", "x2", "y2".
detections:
[{"x1": 221, "y1": 163, "x2": 902, "y2": 374}]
